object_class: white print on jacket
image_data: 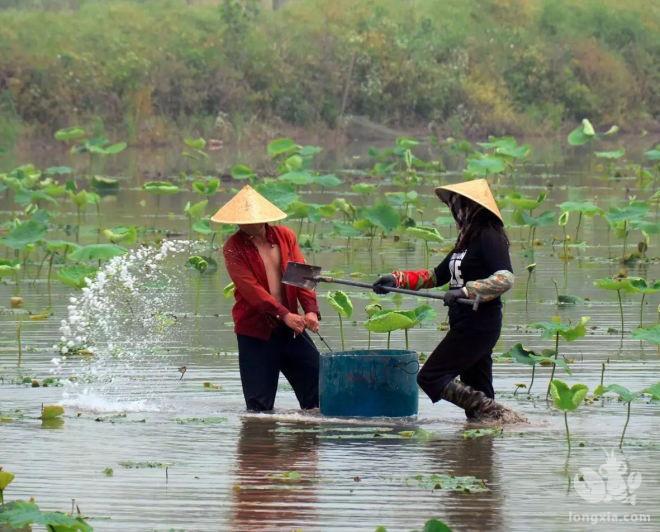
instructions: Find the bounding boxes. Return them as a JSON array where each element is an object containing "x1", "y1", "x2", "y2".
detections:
[{"x1": 448, "y1": 251, "x2": 467, "y2": 288}]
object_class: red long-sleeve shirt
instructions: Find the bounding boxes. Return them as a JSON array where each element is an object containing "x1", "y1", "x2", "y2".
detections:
[{"x1": 222, "y1": 224, "x2": 320, "y2": 340}]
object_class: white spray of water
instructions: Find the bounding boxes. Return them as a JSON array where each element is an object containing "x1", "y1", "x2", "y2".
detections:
[{"x1": 54, "y1": 239, "x2": 207, "y2": 412}]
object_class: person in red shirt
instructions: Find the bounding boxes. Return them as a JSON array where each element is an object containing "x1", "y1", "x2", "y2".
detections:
[{"x1": 212, "y1": 185, "x2": 321, "y2": 411}]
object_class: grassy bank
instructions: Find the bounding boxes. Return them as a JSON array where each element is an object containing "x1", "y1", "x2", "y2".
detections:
[{"x1": 0, "y1": 0, "x2": 657, "y2": 147}]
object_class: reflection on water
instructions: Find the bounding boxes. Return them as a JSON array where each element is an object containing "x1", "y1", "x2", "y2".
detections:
[
  {"x1": 232, "y1": 417, "x2": 319, "y2": 531},
  {"x1": 0, "y1": 139, "x2": 658, "y2": 530}
]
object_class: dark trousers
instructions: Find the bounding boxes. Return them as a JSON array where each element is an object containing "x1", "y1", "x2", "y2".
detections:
[
  {"x1": 237, "y1": 327, "x2": 320, "y2": 412},
  {"x1": 417, "y1": 326, "x2": 501, "y2": 403}
]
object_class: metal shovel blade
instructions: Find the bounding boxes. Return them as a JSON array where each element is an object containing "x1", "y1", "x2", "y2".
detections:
[{"x1": 282, "y1": 261, "x2": 322, "y2": 290}]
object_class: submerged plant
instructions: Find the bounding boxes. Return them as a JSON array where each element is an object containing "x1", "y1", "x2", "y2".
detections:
[
  {"x1": 528, "y1": 316, "x2": 589, "y2": 399},
  {"x1": 327, "y1": 290, "x2": 353, "y2": 350},
  {"x1": 549, "y1": 379, "x2": 588, "y2": 455}
]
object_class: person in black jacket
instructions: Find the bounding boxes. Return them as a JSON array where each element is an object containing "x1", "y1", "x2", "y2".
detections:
[{"x1": 373, "y1": 179, "x2": 522, "y2": 422}]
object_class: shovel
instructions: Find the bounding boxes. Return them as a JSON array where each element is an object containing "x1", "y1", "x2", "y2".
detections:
[{"x1": 282, "y1": 261, "x2": 480, "y2": 310}]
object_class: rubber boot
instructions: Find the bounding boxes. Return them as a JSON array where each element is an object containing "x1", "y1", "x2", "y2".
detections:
[{"x1": 440, "y1": 379, "x2": 510, "y2": 421}]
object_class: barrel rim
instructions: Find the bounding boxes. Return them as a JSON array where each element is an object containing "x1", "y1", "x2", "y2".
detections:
[{"x1": 320, "y1": 349, "x2": 417, "y2": 358}]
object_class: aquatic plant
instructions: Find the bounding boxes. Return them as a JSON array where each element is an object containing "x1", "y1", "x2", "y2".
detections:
[
  {"x1": 502, "y1": 343, "x2": 571, "y2": 396},
  {"x1": 186, "y1": 256, "x2": 208, "y2": 315},
  {"x1": 603, "y1": 200, "x2": 652, "y2": 261},
  {"x1": 327, "y1": 290, "x2": 353, "y2": 350},
  {"x1": 593, "y1": 277, "x2": 634, "y2": 335},
  {"x1": 406, "y1": 226, "x2": 444, "y2": 269},
  {"x1": 566, "y1": 119, "x2": 618, "y2": 146},
  {"x1": 549, "y1": 380, "x2": 588, "y2": 455},
  {"x1": 626, "y1": 278, "x2": 660, "y2": 327},
  {"x1": 558, "y1": 200, "x2": 602, "y2": 242},
  {"x1": 524, "y1": 263, "x2": 536, "y2": 312},
  {"x1": 528, "y1": 316, "x2": 589, "y2": 399},
  {"x1": 0, "y1": 499, "x2": 92, "y2": 531},
  {"x1": 631, "y1": 324, "x2": 660, "y2": 346},
  {"x1": 364, "y1": 304, "x2": 436, "y2": 349},
  {"x1": 184, "y1": 199, "x2": 208, "y2": 239},
  {"x1": 143, "y1": 181, "x2": 181, "y2": 230},
  {"x1": 0, "y1": 468, "x2": 14, "y2": 505},
  {"x1": 593, "y1": 384, "x2": 639, "y2": 448}
]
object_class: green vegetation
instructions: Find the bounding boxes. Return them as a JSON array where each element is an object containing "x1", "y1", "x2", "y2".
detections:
[{"x1": 0, "y1": 0, "x2": 657, "y2": 148}]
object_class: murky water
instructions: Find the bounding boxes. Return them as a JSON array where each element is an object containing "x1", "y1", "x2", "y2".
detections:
[{"x1": 1, "y1": 139, "x2": 659, "y2": 531}]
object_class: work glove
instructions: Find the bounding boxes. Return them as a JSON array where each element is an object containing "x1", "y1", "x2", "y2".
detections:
[
  {"x1": 443, "y1": 288, "x2": 466, "y2": 307},
  {"x1": 372, "y1": 274, "x2": 397, "y2": 294}
]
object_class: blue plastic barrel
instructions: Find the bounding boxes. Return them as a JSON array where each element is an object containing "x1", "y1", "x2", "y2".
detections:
[{"x1": 319, "y1": 349, "x2": 419, "y2": 417}]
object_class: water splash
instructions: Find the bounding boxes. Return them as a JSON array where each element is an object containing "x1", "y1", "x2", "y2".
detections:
[{"x1": 53, "y1": 239, "x2": 206, "y2": 411}]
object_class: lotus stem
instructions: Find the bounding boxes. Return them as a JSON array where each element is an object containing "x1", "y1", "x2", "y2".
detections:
[
  {"x1": 338, "y1": 314, "x2": 345, "y2": 351},
  {"x1": 194, "y1": 275, "x2": 201, "y2": 315},
  {"x1": 640, "y1": 293, "x2": 645, "y2": 327},
  {"x1": 621, "y1": 221, "x2": 627, "y2": 260},
  {"x1": 528, "y1": 364, "x2": 535, "y2": 395},
  {"x1": 600, "y1": 362, "x2": 605, "y2": 388},
  {"x1": 620, "y1": 401, "x2": 631, "y2": 449},
  {"x1": 16, "y1": 313, "x2": 23, "y2": 367},
  {"x1": 525, "y1": 272, "x2": 531, "y2": 313},
  {"x1": 47, "y1": 253, "x2": 54, "y2": 309},
  {"x1": 574, "y1": 212, "x2": 583, "y2": 242},
  {"x1": 546, "y1": 332, "x2": 560, "y2": 401},
  {"x1": 617, "y1": 289, "x2": 624, "y2": 336},
  {"x1": 387, "y1": 331, "x2": 391, "y2": 349},
  {"x1": 367, "y1": 330, "x2": 371, "y2": 350},
  {"x1": 564, "y1": 411, "x2": 571, "y2": 455},
  {"x1": 405, "y1": 328, "x2": 409, "y2": 350}
]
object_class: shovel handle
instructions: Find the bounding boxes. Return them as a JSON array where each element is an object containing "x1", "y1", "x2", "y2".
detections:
[{"x1": 315, "y1": 276, "x2": 479, "y2": 310}]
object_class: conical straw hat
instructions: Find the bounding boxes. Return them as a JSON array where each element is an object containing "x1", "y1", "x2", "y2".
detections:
[
  {"x1": 211, "y1": 185, "x2": 287, "y2": 224},
  {"x1": 435, "y1": 178, "x2": 502, "y2": 222}
]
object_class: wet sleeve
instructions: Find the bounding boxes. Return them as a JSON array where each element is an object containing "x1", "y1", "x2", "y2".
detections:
[
  {"x1": 287, "y1": 229, "x2": 320, "y2": 317},
  {"x1": 464, "y1": 229, "x2": 514, "y2": 301},
  {"x1": 223, "y1": 243, "x2": 291, "y2": 319}
]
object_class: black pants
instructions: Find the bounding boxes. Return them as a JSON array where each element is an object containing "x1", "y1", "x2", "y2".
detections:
[
  {"x1": 237, "y1": 326, "x2": 320, "y2": 412},
  {"x1": 417, "y1": 326, "x2": 501, "y2": 403}
]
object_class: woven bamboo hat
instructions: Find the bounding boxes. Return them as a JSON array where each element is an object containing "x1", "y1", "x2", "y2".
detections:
[
  {"x1": 211, "y1": 185, "x2": 287, "y2": 224},
  {"x1": 435, "y1": 178, "x2": 502, "y2": 222}
]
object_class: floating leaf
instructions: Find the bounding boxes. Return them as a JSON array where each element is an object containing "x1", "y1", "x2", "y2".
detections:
[
  {"x1": 593, "y1": 383, "x2": 637, "y2": 403},
  {"x1": 407, "y1": 473, "x2": 488, "y2": 493},
  {"x1": 143, "y1": 181, "x2": 180, "y2": 195},
  {"x1": 463, "y1": 428, "x2": 503, "y2": 439},
  {"x1": 255, "y1": 182, "x2": 299, "y2": 210},
  {"x1": 594, "y1": 148, "x2": 625, "y2": 159},
  {"x1": 0, "y1": 500, "x2": 92, "y2": 531},
  {"x1": 642, "y1": 382, "x2": 660, "y2": 400}
]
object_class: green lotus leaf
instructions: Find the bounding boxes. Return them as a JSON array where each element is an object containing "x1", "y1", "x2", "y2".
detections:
[
  {"x1": 0, "y1": 219, "x2": 47, "y2": 249},
  {"x1": 267, "y1": 137, "x2": 299, "y2": 158},
  {"x1": 558, "y1": 200, "x2": 601, "y2": 217},
  {"x1": 365, "y1": 311, "x2": 414, "y2": 333},
  {"x1": 642, "y1": 382, "x2": 660, "y2": 400},
  {"x1": 184, "y1": 137, "x2": 206, "y2": 150},
  {"x1": 102, "y1": 226, "x2": 137, "y2": 245},
  {"x1": 631, "y1": 325, "x2": 660, "y2": 345},
  {"x1": 0, "y1": 470, "x2": 15, "y2": 490},
  {"x1": 327, "y1": 290, "x2": 353, "y2": 318},
  {"x1": 567, "y1": 118, "x2": 596, "y2": 146},
  {"x1": 0, "y1": 500, "x2": 92, "y2": 531},
  {"x1": 549, "y1": 380, "x2": 588, "y2": 412},
  {"x1": 91, "y1": 175, "x2": 120, "y2": 190},
  {"x1": 69, "y1": 244, "x2": 127, "y2": 262},
  {"x1": 594, "y1": 277, "x2": 635, "y2": 293},
  {"x1": 363, "y1": 203, "x2": 400, "y2": 233},
  {"x1": 54, "y1": 126, "x2": 86, "y2": 142},
  {"x1": 466, "y1": 155, "x2": 506, "y2": 176},
  {"x1": 192, "y1": 218, "x2": 214, "y2": 235},
  {"x1": 312, "y1": 173, "x2": 342, "y2": 188},
  {"x1": 405, "y1": 226, "x2": 444, "y2": 243},
  {"x1": 41, "y1": 404, "x2": 64, "y2": 420},
  {"x1": 230, "y1": 164, "x2": 255, "y2": 180},
  {"x1": 594, "y1": 148, "x2": 625, "y2": 159},
  {"x1": 56, "y1": 265, "x2": 98, "y2": 289},
  {"x1": 143, "y1": 181, "x2": 180, "y2": 195},
  {"x1": 593, "y1": 383, "x2": 637, "y2": 403},
  {"x1": 255, "y1": 182, "x2": 299, "y2": 210}
]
